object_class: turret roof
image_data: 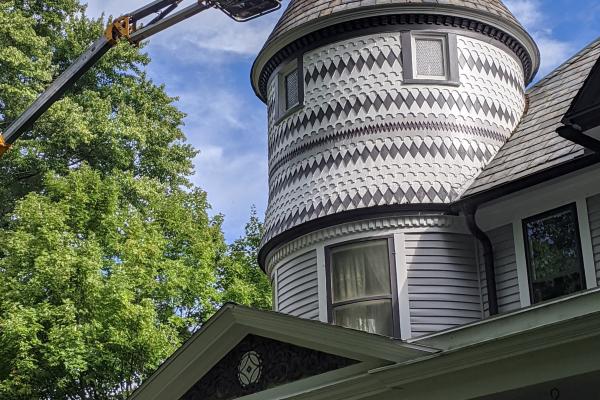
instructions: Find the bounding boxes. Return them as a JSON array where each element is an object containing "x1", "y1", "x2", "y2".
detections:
[{"x1": 267, "y1": 0, "x2": 522, "y2": 46}]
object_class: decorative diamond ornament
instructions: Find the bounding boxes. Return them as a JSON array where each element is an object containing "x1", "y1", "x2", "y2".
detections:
[{"x1": 237, "y1": 351, "x2": 263, "y2": 387}]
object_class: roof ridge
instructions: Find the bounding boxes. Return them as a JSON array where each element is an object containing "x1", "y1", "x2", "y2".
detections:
[{"x1": 527, "y1": 36, "x2": 600, "y2": 93}]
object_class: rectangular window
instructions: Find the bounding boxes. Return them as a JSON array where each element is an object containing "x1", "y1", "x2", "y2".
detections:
[
  {"x1": 414, "y1": 36, "x2": 447, "y2": 79},
  {"x1": 523, "y1": 204, "x2": 586, "y2": 304},
  {"x1": 285, "y1": 69, "x2": 299, "y2": 110},
  {"x1": 401, "y1": 31, "x2": 459, "y2": 85},
  {"x1": 274, "y1": 58, "x2": 303, "y2": 123},
  {"x1": 327, "y1": 239, "x2": 398, "y2": 336}
]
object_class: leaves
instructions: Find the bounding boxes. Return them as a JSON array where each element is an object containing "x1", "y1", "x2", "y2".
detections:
[
  {"x1": 0, "y1": 1, "x2": 271, "y2": 399},
  {"x1": 220, "y1": 207, "x2": 272, "y2": 311}
]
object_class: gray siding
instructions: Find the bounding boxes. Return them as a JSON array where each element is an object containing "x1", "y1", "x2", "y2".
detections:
[
  {"x1": 405, "y1": 232, "x2": 482, "y2": 337},
  {"x1": 276, "y1": 250, "x2": 319, "y2": 320},
  {"x1": 588, "y1": 194, "x2": 600, "y2": 284},
  {"x1": 478, "y1": 224, "x2": 521, "y2": 316}
]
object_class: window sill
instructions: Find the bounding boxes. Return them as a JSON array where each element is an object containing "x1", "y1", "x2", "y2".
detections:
[
  {"x1": 275, "y1": 103, "x2": 303, "y2": 126},
  {"x1": 403, "y1": 78, "x2": 461, "y2": 87}
]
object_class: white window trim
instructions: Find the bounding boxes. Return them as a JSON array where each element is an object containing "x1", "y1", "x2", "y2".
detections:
[
  {"x1": 316, "y1": 244, "x2": 328, "y2": 323},
  {"x1": 275, "y1": 57, "x2": 303, "y2": 123},
  {"x1": 513, "y1": 197, "x2": 598, "y2": 307},
  {"x1": 412, "y1": 34, "x2": 450, "y2": 81},
  {"x1": 393, "y1": 232, "x2": 412, "y2": 340},
  {"x1": 401, "y1": 31, "x2": 460, "y2": 86},
  {"x1": 324, "y1": 237, "x2": 400, "y2": 337},
  {"x1": 513, "y1": 219, "x2": 532, "y2": 308},
  {"x1": 576, "y1": 198, "x2": 598, "y2": 290}
]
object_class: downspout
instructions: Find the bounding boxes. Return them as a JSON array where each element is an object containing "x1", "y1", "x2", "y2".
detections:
[{"x1": 464, "y1": 204, "x2": 499, "y2": 316}]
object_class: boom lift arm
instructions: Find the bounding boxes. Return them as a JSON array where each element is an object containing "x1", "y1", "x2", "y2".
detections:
[{"x1": 0, "y1": 0, "x2": 280, "y2": 156}]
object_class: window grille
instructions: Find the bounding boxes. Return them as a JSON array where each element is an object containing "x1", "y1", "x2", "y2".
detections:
[
  {"x1": 285, "y1": 69, "x2": 299, "y2": 110},
  {"x1": 402, "y1": 32, "x2": 458, "y2": 84},
  {"x1": 415, "y1": 38, "x2": 446, "y2": 77}
]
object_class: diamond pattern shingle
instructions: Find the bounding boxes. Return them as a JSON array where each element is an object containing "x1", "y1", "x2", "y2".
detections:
[
  {"x1": 463, "y1": 38, "x2": 600, "y2": 197},
  {"x1": 267, "y1": 0, "x2": 522, "y2": 46}
]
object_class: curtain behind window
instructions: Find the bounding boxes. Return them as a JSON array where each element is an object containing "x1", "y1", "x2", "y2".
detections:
[{"x1": 330, "y1": 240, "x2": 393, "y2": 336}]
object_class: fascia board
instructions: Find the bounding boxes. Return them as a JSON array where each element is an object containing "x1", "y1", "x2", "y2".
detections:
[
  {"x1": 129, "y1": 305, "x2": 244, "y2": 400},
  {"x1": 237, "y1": 361, "x2": 384, "y2": 400},
  {"x1": 411, "y1": 287, "x2": 600, "y2": 350},
  {"x1": 372, "y1": 336, "x2": 600, "y2": 400},
  {"x1": 274, "y1": 310, "x2": 600, "y2": 400},
  {"x1": 251, "y1": 4, "x2": 540, "y2": 98},
  {"x1": 372, "y1": 308, "x2": 600, "y2": 385},
  {"x1": 129, "y1": 304, "x2": 437, "y2": 400},
  {"x1": 230, "y1": 305, "x2": 437, "y2": 363}
]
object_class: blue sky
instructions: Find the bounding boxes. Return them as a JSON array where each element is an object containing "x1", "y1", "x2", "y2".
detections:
[{"x1": 84, "y1": 0, "x2": 600, "y2": 242}]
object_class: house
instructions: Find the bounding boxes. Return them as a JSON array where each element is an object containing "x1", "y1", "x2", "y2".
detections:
[{"x1": 130, "y1": 1, "x2": 600, "y2": 399}]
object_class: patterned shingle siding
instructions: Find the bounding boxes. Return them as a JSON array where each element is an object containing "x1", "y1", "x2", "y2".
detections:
[
  {"x1": 276, "y1": 250, "x2": 320, "y2": 320},
  {"x1": 478, "y1": 224, "x2": 520, "y2": 316},
  {"x1": 465, "y1": 39, "x2": 600, "y2": 197},
  {"x1": 587, "y1": 194, "x2": 600, "y2": 285},
  {"x1": 266, "y1": 0, "x2": 521, "y2": 46},
  {"x1": 262, "y1": 32, "x2": 525, "y2": 244},
  {"x1": 405, "y1": 232, "x2": 482, "y2": 337}
]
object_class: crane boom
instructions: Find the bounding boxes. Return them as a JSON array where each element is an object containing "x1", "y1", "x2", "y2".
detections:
[{"x1": 0, "y1": 0, "x2": 280, "y2": 155}]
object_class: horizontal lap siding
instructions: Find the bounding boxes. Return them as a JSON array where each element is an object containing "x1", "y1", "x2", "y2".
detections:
[
  {"x1": 406, "y1": 233, "x2": 482, "y2": 337},
  {"x1": 588, "y1": 194, "x2": 600, "y2": 285},
  {"x1": 479, "y1": 224, "x2": 520, "y2": 316},
  {"x1": 277, "y1": 251, "x2": 319, "y2": 320}
]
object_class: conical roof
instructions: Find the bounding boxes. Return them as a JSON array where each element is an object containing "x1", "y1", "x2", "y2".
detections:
[{"x1": 268, "y1": 0, "x2": 522, "y2": 46}]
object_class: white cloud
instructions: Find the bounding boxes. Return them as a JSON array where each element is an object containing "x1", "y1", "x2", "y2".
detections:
[
  {"x1": 505, "y1": 0, "x2": 572, "y2": 78},
  {"x1": 151, "y1": 69, "x2": 269, "y2": 241},
  {"x1": 84, "y1": 0, "x2": 280, "y2": 63},
  {"x1": 504, "y1": 0, "x2": 542, "y2": 26},
  {"x1": 534, "y1": 37, "x2": 572, "y2": 77},
  {"x1": 83, "y1": 0, "x2": 274, "y2": 241}
]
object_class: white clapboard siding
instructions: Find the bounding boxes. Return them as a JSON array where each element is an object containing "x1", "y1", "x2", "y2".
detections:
[
  {"x1": 478, "y1": 224, "x2": 521, "y2": 316},
  {"x1": 406, "y1": 232, "x2": 482, "y2": 337},
  {"x1": 276, "y1": 250, "x2": 320, "y2": 320},
  {"x1": 588, "y1": 194, "x2": 600, "y2": 285}
]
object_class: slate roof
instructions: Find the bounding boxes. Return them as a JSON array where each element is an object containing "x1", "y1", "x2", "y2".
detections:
[
  {"x1": 463, "y1": 37, "x2": 600, "y2": 198},
  {"x1": 266, "y1": 0, "x2": 522, "y2": 46}
]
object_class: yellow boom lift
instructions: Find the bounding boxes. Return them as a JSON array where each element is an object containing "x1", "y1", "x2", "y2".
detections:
[{"x1": 0, "y1": 0, "x2": 281, "y2": 156}]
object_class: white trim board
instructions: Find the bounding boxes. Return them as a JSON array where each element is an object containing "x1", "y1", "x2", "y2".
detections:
[
  {"x1": 394, "y1": 233, "x2": 412, "y2": 340},
  {"x1": 477, "y1": 164, "x2": 600, "y2": 232}
]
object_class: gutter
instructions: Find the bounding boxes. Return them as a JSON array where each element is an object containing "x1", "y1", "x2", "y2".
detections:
[
  {"x1": 463, "y1": 204, "x2": 499, "y2": 316},
  {"x1": 557, "y1": 123, "x2": 600, "y2": 154}
]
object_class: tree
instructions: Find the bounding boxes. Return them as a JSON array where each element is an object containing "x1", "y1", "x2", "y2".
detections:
[
  {"x1": 220, "y1": 207, "x2": 272, "y2": 311},
  {"x1": 0, "y1": 167, "x2": 225, "y2": 399},
  {"x1": 0, "y1": 1, "x2": 272, "y2": 399}
]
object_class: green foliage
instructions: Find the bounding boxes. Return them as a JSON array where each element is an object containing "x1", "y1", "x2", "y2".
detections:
[
  {"x1": 0, "y1": 1, "x2": 271, "y2": 399},
  {"x1": 220, "y1": 207, "x2": 272, "y2": 311},
  {"x1": 0, "y1": 167, "x2": 225, "y2": 399}
]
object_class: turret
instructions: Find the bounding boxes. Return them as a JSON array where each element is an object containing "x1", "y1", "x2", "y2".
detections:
[{"x1": 252, "y1": 0, "x2": 539, "y2": 339}]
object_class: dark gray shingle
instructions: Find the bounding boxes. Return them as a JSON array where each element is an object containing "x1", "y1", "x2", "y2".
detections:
[{"x1": 267, "y1": 0, "x2": 522, "y2": 46}]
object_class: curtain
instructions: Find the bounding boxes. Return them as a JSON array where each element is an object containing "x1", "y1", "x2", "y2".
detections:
[
  {"x1": 333, "y1": 300, "x2": 393, "y2": 336},
  {"x1": 330, "y1": 240, "x2": 391, "y2": 303}
]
